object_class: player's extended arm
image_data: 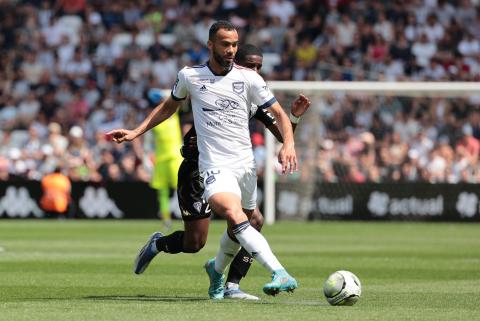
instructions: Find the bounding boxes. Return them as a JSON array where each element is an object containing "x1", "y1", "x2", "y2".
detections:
[
  {"x1": 107, "y1": 96, "x2": 181, "y2": 143},
  {"x1": 268, "y1": 101, "x2": 297, "y2": 174},
  {"x1": 266, "y1": 94, "x2": 311, "y2": 143}
]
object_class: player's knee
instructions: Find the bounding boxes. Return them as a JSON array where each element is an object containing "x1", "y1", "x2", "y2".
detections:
[
  {"x1": 183, "y1": 234, "x2": 207, "y2": 253},
  {"x1": 183, "y1": 239, "x2": 206, "y2": 253},
  {"x1": 224, "y1": 208, "x2": 247, "y2": 224}
]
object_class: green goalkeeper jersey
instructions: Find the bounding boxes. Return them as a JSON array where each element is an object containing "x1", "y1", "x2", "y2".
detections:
[{"x1": 152, "y1": 112, "x2": 183, "y2": 162}]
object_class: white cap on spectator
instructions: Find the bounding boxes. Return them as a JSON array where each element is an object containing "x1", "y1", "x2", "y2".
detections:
[
  {"x1": 15, "y1": 160, "x2": 27, "y2": 173},
  {"x1": 462, "y1": 124, "x2": 473, "y2": 136},
  {"x1": 89, "y1": 12, "x2": 102, "y2": 25},
  {"x1": 69, "y1": 126, "x2": 83, "y2": 138},
  {"x1": 48, "y1": 122, "x2": 62, "y2": 134},
  {"x1": 41, "y1": 145, "x2": 54, "y2": 155},
  {"x1": 408, "y1": 149, "x2": 419, "y2": 160},
  {"x1": 322, "y1": 139, "x2": 334, "y2": 150},
  {"x1": 102, "y1": 98, "x2": 114, "y2": 109},
  {"x1": 9, "y1": 148, "x2": 21, "y2": 160}
]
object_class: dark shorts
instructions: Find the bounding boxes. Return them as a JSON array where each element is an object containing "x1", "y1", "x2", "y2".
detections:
[{"x1": 177, "y1": 159, "x2": 212, "y2": 221}]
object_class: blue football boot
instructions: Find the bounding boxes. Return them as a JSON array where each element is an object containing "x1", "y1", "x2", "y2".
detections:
[{"x1": 133, "y1": 232, "x2": 163, "y2": 274}]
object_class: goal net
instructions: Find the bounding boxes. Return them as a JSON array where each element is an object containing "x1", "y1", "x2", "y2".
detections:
[{"x1": 263, "y1": 81, "x2": 480, "y2": 224}]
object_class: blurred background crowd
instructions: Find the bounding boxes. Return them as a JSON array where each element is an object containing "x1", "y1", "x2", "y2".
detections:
[{"x1": 0, "y1": 0, "x2": 479, "y2": 183}]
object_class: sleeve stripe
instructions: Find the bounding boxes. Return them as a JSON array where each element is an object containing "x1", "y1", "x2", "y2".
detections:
[
  {"x1": 258, "y1": 97, "x2": 277, "y2": 109},
  {"x1": 171, "y1": 91, "x2": 186, "y2": 101}
]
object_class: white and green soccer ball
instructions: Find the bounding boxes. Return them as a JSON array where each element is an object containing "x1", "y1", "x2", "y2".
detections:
[{"x1": 323, "y1": 270, "x2": 361, "y2": 306}]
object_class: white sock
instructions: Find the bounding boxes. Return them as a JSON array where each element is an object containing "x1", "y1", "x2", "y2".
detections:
[
  {"x1": 214, "y1": 230, "x2": 241, "y2": 274},
  {"x1": 233, "y1": 223, "x2": 283, "y2": 273},
  {"x1": 225, "y1": 282, "x2": 239, "y2": 290}
]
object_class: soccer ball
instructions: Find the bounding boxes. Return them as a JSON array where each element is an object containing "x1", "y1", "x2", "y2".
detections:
[{"x1": 323, "y1": 270, "x2": 361, "y2": 306}]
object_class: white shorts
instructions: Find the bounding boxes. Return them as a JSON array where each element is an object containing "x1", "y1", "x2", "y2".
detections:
[{"x1": 202, "y1": 167, "x2": 257, "y2": 210}]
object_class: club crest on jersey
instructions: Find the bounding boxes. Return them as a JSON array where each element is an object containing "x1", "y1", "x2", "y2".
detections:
[{"x1": 232, "y1": 81, "x2": 245, "y2": 94}]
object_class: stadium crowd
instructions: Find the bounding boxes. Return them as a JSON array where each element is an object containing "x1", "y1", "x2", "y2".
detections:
[{"x1": 0, "y1": 0, "x2": 479, "y2": 183}]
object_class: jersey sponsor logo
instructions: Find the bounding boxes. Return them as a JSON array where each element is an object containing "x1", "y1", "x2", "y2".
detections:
[
  {"x1": 79, "y1": 187, "x2": 124, "y2": 218},
  {"x1": 203, "y1": 98, "x2": 246, "y2": 128},
  {"x1": 214, "y1": 98, "x2": 239, "y2": 111},
  {"x1": 199, "y1": 84, "x2": 208, "y2": 92},
  {"x1": 0, "y1": 186, "x2": 44, "y2": 218},
  {"x1": 202, "y1": 98, "x2": 240, "y2": 112},
  {"x1": 232, "y1": 81, "x2": 245, "y2": 94}
]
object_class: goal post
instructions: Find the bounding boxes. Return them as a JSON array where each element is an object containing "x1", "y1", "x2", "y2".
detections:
[{"x1": 263, "y1": 81, "x2": 480, "y2": 225}]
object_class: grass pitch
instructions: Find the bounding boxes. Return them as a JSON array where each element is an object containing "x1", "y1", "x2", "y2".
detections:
[{"x1": 1, "y1": 220, "x2": 479, "y2": 321}]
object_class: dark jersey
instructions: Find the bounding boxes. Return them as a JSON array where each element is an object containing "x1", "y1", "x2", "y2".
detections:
[{"x1": 177, "y1": 107, "x2": 276, "y2": 220}]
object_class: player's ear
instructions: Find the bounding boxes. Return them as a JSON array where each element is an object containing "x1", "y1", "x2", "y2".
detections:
[{"x1": 207, "y1": 39, "x2": 213, "y2": 51}]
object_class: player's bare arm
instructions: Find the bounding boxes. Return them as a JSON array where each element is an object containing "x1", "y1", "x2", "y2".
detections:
[
  {"x1": 266, "y1": 94, "x2": 311, "y2": 142},
  {"x1": 107, "y1": 96, "x2": 181, "y2": 144},
  {"x1": 267, "y1": 101, "x2": 297, "y2": 174}
]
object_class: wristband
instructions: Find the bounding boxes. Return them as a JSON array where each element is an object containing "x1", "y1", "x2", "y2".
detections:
[{"x1": 289, "y1": 113, "x2": 301, "y2": 124}]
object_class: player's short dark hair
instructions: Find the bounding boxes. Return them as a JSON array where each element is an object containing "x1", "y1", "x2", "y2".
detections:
[
  {"x1": 236, "y1": 44, "x2": 263, "y2": 63},
  {"x1": 208, "y1": 20, "x2": 237, "y2": 40}
]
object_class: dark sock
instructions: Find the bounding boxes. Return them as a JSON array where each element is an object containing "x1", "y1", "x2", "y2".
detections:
[
  {"x1": 226, "y1": 247, "x2": 253, "y2": 284},
  {"x1": 155, "y1": 231, "x2": 184, "y2": 254}
]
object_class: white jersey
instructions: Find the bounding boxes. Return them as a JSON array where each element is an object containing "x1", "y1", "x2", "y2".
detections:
[{"x1": 172, "y1": 63, "x2": 276, "y2": 171}]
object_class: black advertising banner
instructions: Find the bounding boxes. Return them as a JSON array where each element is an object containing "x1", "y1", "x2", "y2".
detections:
[
  {"x1": 1, "y1": 180, "x2": 480, "y2": 221},
  {"x1": 275, "y1": 183, "x2": 480, "y2": 222},
  {"x1": 0, "y1": 181, "x2": 44, "y2": 218},
  {"x1": 0, "y1": 181, "x2": 159, "y2": 219},
  {"x1": 71, "y1": 182, "x2": 159, "y2": 219}
]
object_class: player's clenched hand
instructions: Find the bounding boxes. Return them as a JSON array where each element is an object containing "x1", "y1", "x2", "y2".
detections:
[
  {"x1": 105, "y1": 129, "x2": 138, "y2": 144},
  {"x1": 291, "y1": 94, "x2": 311, "y2": 117},
  {"x1": 278, "y1": 144, "x2": 298, "y2": 174}
]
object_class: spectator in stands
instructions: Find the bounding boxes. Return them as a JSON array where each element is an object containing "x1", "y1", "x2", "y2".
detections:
[{"x1": 0, "y1": 0, "x2": 479, "y2": 185}]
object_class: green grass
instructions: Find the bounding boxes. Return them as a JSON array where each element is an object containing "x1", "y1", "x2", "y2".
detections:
[{"x1": 1, "y1": 220, "x2": 479, "y2": 321}]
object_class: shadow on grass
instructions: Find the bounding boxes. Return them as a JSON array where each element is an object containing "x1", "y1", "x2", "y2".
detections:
[
  {"x1": 84, "y1": 295, "x2": 322, "y2": 306},
  {"x1": 85, "y1": 295, "x2": 209, "y2": 302}
]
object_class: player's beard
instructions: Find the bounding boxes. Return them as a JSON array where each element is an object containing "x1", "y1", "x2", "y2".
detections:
[{"x1": 213, "y1": 48, "x2": 233, "y2": 71}]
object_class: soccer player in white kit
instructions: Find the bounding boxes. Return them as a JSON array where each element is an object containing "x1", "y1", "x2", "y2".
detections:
[{"x1": 107, "y1": 21, "x2": 298, "y2": 299}]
